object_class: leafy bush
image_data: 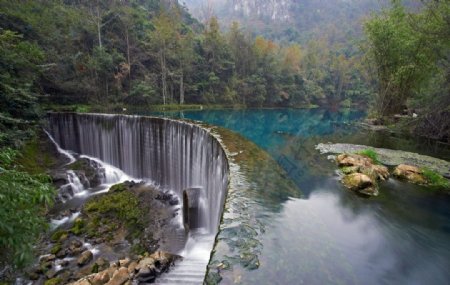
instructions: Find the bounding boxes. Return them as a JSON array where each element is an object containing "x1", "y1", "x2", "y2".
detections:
[{"x1": 0, "y1": 148, "x2": 55, "y2": 267}]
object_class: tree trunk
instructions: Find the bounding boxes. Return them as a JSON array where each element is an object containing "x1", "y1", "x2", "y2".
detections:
[
  {"x1": 180, "y1": 70, "x2": 184, "y2": 104},
  {"x1": 160, "y1": 50, "x2": 167, "y2": 105},
  {"x1": 96, "y1": 5, "x2": 102, "y2": 48},
  {"x1": 125, "y1": 28, "x2": 131, "y2": 93}
]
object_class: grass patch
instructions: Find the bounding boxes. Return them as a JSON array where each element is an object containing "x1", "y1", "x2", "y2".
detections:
[
  {"x1": 356, "y1": 148, "x2": 380, "y2": 164},
  {"x1": 421, "y1": 168, "x2": 450, "y2": 188}
]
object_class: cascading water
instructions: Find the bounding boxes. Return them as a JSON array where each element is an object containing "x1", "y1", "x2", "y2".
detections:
[{"x1": 46, "y1": 113, "x2": 229, "y2": 284}]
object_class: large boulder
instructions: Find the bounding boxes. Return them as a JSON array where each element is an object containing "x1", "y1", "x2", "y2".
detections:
[
  {"x1": 342, "y1": 173, "x2": 378, "y2": 196},
  {"x1": 393, "y1": 164, "x2": 426, "y2": 184},
  {"x1": 69, "y1": 158, "x2": 105, "y2": 188}
]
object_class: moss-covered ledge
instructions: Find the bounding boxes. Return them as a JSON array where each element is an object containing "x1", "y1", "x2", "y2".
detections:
[{"x1": 200, "y1": 125, "x2": 300, "y2": 284}]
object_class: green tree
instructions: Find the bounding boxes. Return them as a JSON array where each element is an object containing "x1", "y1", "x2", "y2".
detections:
[
  {"x1": 364, "y1": 1, "x2": 434, "y2": 116},
  {"x1": 148, "y1": 11, "x2": 180, "y2": 105},
  {"x1": 0, "y1": 30, "x2": 43, "y2": 146}
]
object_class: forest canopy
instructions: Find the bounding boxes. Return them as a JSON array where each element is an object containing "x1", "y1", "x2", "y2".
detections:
[{"x1": 0, "y1": 0, "x2": 448, "y2": 142}]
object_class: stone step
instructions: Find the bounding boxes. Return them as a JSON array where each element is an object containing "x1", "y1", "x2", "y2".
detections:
[
  {"x1": 156, "y1": 277, "x2": 204, "y2": 283},
  {"x1": 153, "y1": 282, "x2": 201, "y2": 285},
  {"x1": 164, "y1": 272, "x2": 205, "y2": 278},
  {"x1": 169, "y1": 270, "x2": 206, "y2": 274},
  {"x1": 173, "y1": 261, "x2": 208, "y2": 266}
]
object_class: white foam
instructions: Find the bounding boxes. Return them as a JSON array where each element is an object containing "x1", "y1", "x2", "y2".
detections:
[
  {"x1": 50, "y1": 211, "x2": 80, "y2": 230},
  {"x1": 44, "y1": 129, "x2": 76, "y2": 164}
]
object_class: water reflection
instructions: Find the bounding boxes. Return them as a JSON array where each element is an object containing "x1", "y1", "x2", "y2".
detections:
[{"x1": 149, "y1": 108, "x2": 450, "y2": 284}]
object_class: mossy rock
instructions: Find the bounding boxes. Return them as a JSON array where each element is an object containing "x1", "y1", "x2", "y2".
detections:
[
  {"x1": 50, "y1": 244, "x2": 62, "y2": 255},
  {"x1": 82, "y1": 189, "x2": 144, "y2": 241},
  {"x1": 71, "y1": 218, "x2": 85, "y2": 235},
  {"x1": 341, "y1": 166, "x2": 360, "y2": 175},
  {"x1": 51, "y1": 230, "x2": 68, "y2": 242},
  {"x1": 110, "y1": 183, "x2": 127, "y2": 193},
  {"x1": 393, "y1": 164, "x2": 426, "y2": 184},
  {"x1": 44, "y1": 277, "x2": 62, "y2": 285}
]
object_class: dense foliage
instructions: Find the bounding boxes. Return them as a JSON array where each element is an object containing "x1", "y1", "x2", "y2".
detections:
[
  {"x1": 0, "y1": 148, "x2": 54, "y2": 267},
  {"x1": 0, "y1": 29, "x2": 44, "y2": 147},
  {"x1": 364, "y1": 0, "x2": 450, "y2": 140},
  {"x1": 0, "y1": 0, "x2": 369, "y2": 109}
]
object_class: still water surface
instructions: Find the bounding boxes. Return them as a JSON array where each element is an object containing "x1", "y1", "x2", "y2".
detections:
[{"x1": 150, "y1": 108, "x2": 450, "y2": 285}]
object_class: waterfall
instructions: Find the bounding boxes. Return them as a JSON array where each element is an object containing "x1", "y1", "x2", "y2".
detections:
[{"x1": 46, "y1": 112, "x2": 229, "y2": 235}]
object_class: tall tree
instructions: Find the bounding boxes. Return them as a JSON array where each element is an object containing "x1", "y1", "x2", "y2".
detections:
[
  {"x1": 149, "y1": 11, "x2": 179, "y2": 105},
  {"x1": 364, "y1": 1, "x2": 434, "y2": 116}
]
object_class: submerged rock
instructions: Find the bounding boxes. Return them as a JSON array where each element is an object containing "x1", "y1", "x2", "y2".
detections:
[{"x1": 393, "y1": 164, "x2": 426, "y2": 184}]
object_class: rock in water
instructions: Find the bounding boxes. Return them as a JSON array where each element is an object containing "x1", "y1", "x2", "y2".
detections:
[
  {"x1": 371, "y1": 164, "x2": 390, "y2": 181},
  {"x1": 105, "y1": 267, "x2": 129, "y2": 285},
  {"x1": 342, "y1": 173, "x2": 378, "y2": 196},
  {"x1": 337, "y1": 153, "x2": 389, "y2": 182},
  {"x1": 77, "y1": 250, "x2": 93, "y2": 266},
  {"x1": 336, "y1": 153, "x2": 373, "y2": 167},
  {"x1": 149, "y1": 251, "x2": 181, "y2": 272},
  {"x1": 393, "y1": 164, "x2": 426, "y2": 184}
]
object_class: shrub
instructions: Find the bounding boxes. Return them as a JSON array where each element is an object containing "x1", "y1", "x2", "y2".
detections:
[
  {"x1": 357, "y1": 148, "x2": 380, "y2": 164},
  {"x1": 0, "y1": 148, "x2": 55, "y2": 267},
  {"x1": 421, "y1": 168, "x2": 449, "y2": 188}
]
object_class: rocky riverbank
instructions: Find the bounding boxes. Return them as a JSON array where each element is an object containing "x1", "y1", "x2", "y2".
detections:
[
  {"x1": 24, "y1": 180, "x2": 182, "y2": 285},
  {"x1": 317, "y1": 143, "x2": 450, "y2": 196}
]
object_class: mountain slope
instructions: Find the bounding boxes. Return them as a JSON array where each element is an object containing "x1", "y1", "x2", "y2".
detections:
[{"x1": 183, "y1": 0, "x2": 388, "y2": 43}]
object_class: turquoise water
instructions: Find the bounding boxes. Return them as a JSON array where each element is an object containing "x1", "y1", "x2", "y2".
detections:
[{"x1": 150, "y1": 108, "x2": 450, "y2": 285}]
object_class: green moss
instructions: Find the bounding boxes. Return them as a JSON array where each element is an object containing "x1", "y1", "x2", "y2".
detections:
[
  {"x1": 67, "y1": 160, "x2": 95, "y2": 179},
  {"x1": 50, "y1": 244, "x2": 62, "y2": 255},
  {"x1": 70, "y1": 218, "x2": 85, "y2": 235},
  {"x1": 50, "y1": 230, "x2": 67, "y2": 242},
  {"x1": 356, "y1": 149, "x2": 380, "y2": 164},
  {"x1": 67, "y1": 160, "x2": 84, "y2": 171},
  {"x1": 16, "y1": 137, "x2": 55, "y2": 175},
  {"x1": 109, "y1": 183, "x2": 127, "y2": 193},
  {"x1": 91, "y1": 263, "x2": 99, "y2": 273},
  {"x1": 421, "y1": 168, "x2": 450, "y2": 188},
  {"x1": 44, "y1": 278, "x2": 62, "y2": 285},
  {"x1": 341, "y1": 166, "x2": 359, "y2": 175},
  {"x1": 83, "y1": 190, "x2": 143, "y2": 240}
]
